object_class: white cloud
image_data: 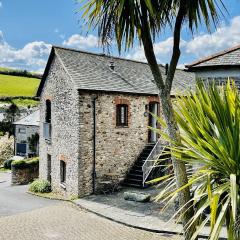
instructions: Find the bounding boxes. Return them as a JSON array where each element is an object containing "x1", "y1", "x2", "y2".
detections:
[
  {"x1": 63, "y1": 34, "x2": 99, "y2": 49},
  {"x1": 0, "y1": 31, "x2": 51, "y2": 73},
  {"x1": 127, "y1": 37, "x2": 186, "y2": 63},
  {"x1": 185, "y1": 16, "x2": 240, "y2": 57},
  {"x1": 127, "y1": 15, "x2": 240, "y2": 65},
  {"x1": 0, "y1": 2, "x2": 2, "y2": 8}
]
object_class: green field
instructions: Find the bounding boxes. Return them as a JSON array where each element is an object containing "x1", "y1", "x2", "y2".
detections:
[{"x1": 0, "y1": 74, "x2": 40, "y2": 97}]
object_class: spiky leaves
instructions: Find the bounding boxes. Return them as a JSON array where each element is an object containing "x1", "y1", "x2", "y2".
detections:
[{"x1": 157, "y1": 81, "x2": 240, "y2": 239}]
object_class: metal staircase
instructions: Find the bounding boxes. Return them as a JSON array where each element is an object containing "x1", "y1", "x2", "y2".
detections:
[{"x1": 123, "y1": 138, "x2": 168, "y2": 188}]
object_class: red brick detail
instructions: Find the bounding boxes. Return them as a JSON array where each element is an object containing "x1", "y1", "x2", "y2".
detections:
[
  {"x1": 44, "y1": 96, "x2": 53, "y2": 101},
  {"x1": 148, "y1": 96, "x2": 160, "y2": 104},
  {"x1": 59, "y1": 154, "x2": 68, "y2": 162},
  {"x1": 113, "y1": 97, "x2": 130, "y2": 106}
]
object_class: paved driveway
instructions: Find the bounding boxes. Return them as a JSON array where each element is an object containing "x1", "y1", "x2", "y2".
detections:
[
  {"x1": 0, "y1": 172, "x2": 179, "y2": 240},
  {"x1": 0, "y1": 203, "x2": 179, "y2": 240},
  {"x1": 0, "y1": 172, "x2": 59, "y2": 216}
]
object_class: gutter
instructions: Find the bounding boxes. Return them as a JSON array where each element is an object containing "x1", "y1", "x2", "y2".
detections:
[{"x1": 92, "y1": 96, "x2": 98, "y2": 194}]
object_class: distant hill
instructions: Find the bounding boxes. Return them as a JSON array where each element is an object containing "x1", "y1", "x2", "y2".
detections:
[
  {"x1": 0, "y1": 67, "x2": 42, "y2": 79},
  {"x1": 0, "y1": 68, "x2": 41, "y2": 97}
]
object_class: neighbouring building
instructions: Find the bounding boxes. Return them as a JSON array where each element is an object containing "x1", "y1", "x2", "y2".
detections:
[
  {"x1": 186, "y1": 44, "x2": 240, "y2": 84},
  {"x1": 13, "y1": 110, "x2": 40, "y2": 158},
  {"x1": 36, "y1": 46, "x2": 195, "y2": 198}
]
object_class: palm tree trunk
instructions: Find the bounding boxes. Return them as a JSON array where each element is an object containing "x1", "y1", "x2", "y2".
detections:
[{"x1": 140, "y1": 1, "x2": 195, "y2": 239}]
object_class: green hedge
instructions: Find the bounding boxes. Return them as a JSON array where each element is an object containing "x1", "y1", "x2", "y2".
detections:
[
  {"x1": 29, "y1": 179, "x2": 51, "y2": 193},
  {"x1": 12, "y1": 157, "x2": 39, "y2": 170}
]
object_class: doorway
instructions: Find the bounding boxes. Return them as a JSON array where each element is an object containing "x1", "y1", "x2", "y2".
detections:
[{"x1": 148, "y1": 102, "x2": 159, "y2": 143}]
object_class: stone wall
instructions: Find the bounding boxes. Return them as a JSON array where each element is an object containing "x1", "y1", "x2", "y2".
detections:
[
  {"x1": 39, "y1": 54, "x2": 80, "y2": 198},
  {"x1": 78, "y1": 92, "x2": 159, "y2": 195},
  {"x1": 11, "y1": 164, "x2": 39, "y2": 185}
]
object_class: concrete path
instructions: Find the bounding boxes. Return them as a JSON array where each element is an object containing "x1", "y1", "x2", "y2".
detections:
[
  {"x1": 74, "y1": 188, "x2": 227, "y2": 239},
  {"x1": 0, "y1": 171, "x2": 59, "y2": 216}
]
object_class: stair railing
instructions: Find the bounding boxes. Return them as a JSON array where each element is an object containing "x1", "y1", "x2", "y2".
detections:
[{"x1": 142, "y1": 137, "x2": 166, "y2": 187}]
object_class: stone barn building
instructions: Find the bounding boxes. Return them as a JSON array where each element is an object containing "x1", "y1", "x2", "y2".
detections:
[{"x1": 36, "y1": 46, "x2": 195, "y2": 198}]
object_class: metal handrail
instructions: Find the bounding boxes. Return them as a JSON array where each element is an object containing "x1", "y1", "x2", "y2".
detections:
[{"x1": 142, "y1": 137, "x2": 165, "y2": 186}]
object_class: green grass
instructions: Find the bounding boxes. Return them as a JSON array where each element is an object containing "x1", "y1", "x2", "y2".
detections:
[
  {"x1": 0, "y1": 74, "x2": 40, "y2": 97},
  {"x1": 0, "y1": 167, "x2": 10, "y2": 172}
]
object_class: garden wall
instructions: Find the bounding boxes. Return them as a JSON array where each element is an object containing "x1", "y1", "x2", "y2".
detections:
[{"x1": 11, "y1": 158, "x2": 39, "y2": 185}]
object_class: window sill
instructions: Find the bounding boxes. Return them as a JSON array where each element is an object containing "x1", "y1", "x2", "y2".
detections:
[
  {"x1": 115, "y1": 126, "x2": 129, "y2": 129},
  {"x1": 60, "y1": 183, "x2": 66, "y2": 190}
]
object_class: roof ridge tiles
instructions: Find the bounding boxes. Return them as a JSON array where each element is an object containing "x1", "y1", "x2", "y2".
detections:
[{"x1": 52, "y1": 45, "x2": 167, "y2": 67}]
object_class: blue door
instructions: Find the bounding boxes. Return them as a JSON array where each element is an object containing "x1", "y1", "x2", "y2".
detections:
[{"x1": 16, "y1": 143, "x2": 27, "y2": 156}]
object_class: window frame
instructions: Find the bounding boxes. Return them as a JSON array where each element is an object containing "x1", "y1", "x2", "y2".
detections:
[
  {"x1": 60, "y1": 160, "x2": 66, "y2": 184},
  {"x1": 116, "y1": 104, "x2": 128, "y2": 127},
  {"x1": 18, "y1": 127, "x2": 26, "y2": 134},
  {"x1": 45, "y1": 99, "x2": 51, "y2": 123}
]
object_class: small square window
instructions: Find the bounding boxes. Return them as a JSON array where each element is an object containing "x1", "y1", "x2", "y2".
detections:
[
  {"x1": 116, "y1": 104, "x2": 128, "y2": 127},
  {"x1": 19, "y1": 128, "x2": 26, "y2": 134},
  {"x1": 60, "y1": 160, "x2": 66, "y2": 184}
]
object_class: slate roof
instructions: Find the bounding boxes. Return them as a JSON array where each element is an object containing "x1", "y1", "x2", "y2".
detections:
[
  {"x1": 14, "y1": 110, "x2": 40, "y2": 126},
  {"x1": 37, "y1": 46, "x2": 195, "y2": 96},
  {"x1": 186, "y1": 44, "x2": 240, "y2": 69}
]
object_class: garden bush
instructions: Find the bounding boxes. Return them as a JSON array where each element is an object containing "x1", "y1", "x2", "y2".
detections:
[
  {"x1": 12, "y1": 157, "x2": 39, "y2": 170},
  {"x1": 29, "y1": 179, "x2": 51, "y2": 193},
  {"x1": 0, "y1": 135, "x2": 14, "y2": 165}
]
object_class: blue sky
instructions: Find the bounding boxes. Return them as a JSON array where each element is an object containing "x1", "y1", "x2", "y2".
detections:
[{"x1": 0, "y1": 0, "x2": 240, "y2": 72}]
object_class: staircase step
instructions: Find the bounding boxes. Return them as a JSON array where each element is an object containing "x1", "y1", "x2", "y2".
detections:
[
  {"x1": 129, "y1": 169, "x2": 143, "y2": 175},
  {"x1": 127, "y1": 173, "x2": 143, "y2": 179},
  {"x1": 123, "y1": 142, "x2": 160, "y2": 189},
  {"x1": 122, "y1": 182, "x2": 143, "y2": 188},
  {"x1": 125, "y1": 178, "x2": 142, "y2": 184}
]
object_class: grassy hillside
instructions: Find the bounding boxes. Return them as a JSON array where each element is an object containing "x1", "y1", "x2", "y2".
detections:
[{"x1": 0, "y1": 74, "x2": 40, "y2": 97}]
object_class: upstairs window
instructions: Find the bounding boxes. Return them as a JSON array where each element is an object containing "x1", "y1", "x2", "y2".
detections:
[
  {"x1": 60, "y1": 160, "x2": 66, "y2": 184},
  {"x1": 19, "y1": 128, "x2": 26, "y2": 134},
  {"x1": 116, "y1": 104, "x2": 128, "y2": 127},
  {"x1": 45, "y1": 100, "x2": 51, "y2": 123}
]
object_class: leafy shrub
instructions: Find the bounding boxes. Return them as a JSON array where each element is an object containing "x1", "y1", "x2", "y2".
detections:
[
  {"x1": 0, "y1": 135, "x2": 14, "y2": 165},
  {"x1": 29, "y1": 179, "x2": 51, "y2": 193},
  {"x1": 12, "y1": 157, "x2": 39, "y2": 170},
  {"x1": 3, "y1": 159, "x2": 14, "y2": 169}
]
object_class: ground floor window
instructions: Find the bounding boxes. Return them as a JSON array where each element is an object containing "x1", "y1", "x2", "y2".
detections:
[{"x1": 60, "y1": 160, "x2": 66, "y2": 184}]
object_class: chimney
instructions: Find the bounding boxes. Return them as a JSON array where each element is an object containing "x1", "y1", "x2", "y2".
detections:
[
  {"x1": 109, "y1": 61, "x2": 115, "y2": 71},
  {"x1": 165, "y1": 63, "x2": 169, "y2": 75}
]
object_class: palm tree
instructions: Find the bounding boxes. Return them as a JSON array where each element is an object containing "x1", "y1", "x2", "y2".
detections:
[{"x1": 80, "y1": 0, "x2": 226, "y2": 238}]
